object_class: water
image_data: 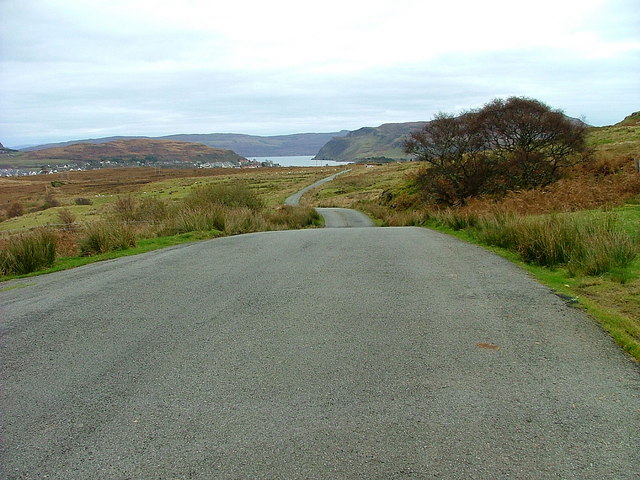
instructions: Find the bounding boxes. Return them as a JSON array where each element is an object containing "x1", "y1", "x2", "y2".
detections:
[{"x1": 249, "y1": 156, "x2": 350, "y2": 167}]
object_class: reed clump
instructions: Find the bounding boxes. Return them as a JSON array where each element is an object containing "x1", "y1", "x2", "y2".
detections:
[
  {"x1": 79, "y1": 221, "x2": 137, "y2": 255},
  {"x1": 433, "y1": 209, "x2": 639, "y2": 279},
  {"x1": 0, "y1": 229, "x2": 57, "y2": 275}
]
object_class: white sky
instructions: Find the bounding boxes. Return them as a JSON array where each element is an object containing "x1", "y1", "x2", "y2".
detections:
[{"x1": 1, "y1": 0, "x2": 638, "y2": 147}]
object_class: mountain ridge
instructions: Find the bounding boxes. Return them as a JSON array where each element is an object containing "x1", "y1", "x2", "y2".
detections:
[
  {"x1": 18, "y1": 139, "x2": 246, "y2": 168},
  {"x1": 20, "y1": 131, "x2": 349, "y2": 157}
]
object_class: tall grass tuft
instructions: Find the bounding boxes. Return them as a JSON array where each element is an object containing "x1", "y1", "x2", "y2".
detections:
[
  {"x1": 567, "y1": 226, "x2": 638, "y2": 278},
  {"x1": 186, "y1": 183, "x2": 264, "y2": 211},
  {"x1": 113, "y1": 195, "x2": 138, "y2": 221},
  {"x1": 159, "y1": 205, "x2": 226, "y2": 235},
  {"x1": 463, "y1": 211, "x2": 639, "y2": 279},
  {"x1": 57, "y1": 208, "x2": 77, "y2": 230},
  {"x1": 266, "y1": 205, "x2": 322, "y2": 230},
  {"x1": 435, "y1": 209, "x2": 479, "y2": 231},
  {"x1": 511, "y1": 215, "x2": 579, "y2": 266},
  {"x1": 79, "y1": 221, "x2": 137, "y2": 255},
  {"x1": 0, "y1": 229, "x2": 57, "y2": 275},
  {"x1": 474, "y1": 210, "x2": 518, "y2": 249},
  {"x1": 136, "y1": 197, "x2": 169, "y2": 223},
  {"x1": 223, "y1": 207, "x2": 267, "y2": 235}
]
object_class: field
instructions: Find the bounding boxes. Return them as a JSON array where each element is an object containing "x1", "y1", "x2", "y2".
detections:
[
  {"x1": 0, "y1": 166, "x2": 341, "y2": 278},
  {"x1": 0, "y1": 166, "x2": 339, "y2": 230}
]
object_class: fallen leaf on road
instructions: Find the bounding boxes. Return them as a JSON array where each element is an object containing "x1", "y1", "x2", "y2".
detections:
[{"x1": 477, "y1": 342, "x2": 501, "y2": 351}]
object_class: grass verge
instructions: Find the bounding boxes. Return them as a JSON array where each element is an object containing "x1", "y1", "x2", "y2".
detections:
[
  {"x1": 0, "y1": 230, "x2": 222, "y2": 281},
  {"x1": 1, "y1": 181, "x2": 326, "y2": 281}
]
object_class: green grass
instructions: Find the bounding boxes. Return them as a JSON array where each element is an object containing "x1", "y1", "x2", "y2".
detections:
[
  {"x1": 0, "y1": 201, "x2": 109, "y2": 232},
  {"x1": 0, "y1": 153, "x2": 54, "y2": 167},
  {"x1": 587, "y1": 125, "x2": 640, "y2": 146},
  {"x1": 0, "y1": 168, "x2": 338, "y2": 232}
]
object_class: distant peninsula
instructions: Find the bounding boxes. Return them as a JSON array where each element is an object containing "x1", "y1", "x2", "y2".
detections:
[{"x1": 314, "y1": 122, "x2": 428, "y2": 162}]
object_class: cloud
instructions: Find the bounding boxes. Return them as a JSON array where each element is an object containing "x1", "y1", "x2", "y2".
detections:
[{"x1": 1, "y1": 0, "x2": 639, "y2": 146}]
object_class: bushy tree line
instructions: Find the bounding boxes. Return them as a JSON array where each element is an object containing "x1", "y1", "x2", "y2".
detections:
[{"x1": 404, "y1": 97, "x2": 589, "y2": 206}]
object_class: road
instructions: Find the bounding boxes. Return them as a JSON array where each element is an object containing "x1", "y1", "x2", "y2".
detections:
[
  {"x1": 284, "y1": 169, "x2": 351, "y2": 206},
  {"x1": 1, "y1": 225, "x2": 638, "y2": 479},
  {"x1": 317, "y1": 207, "x2": 375, "y2": 228}
]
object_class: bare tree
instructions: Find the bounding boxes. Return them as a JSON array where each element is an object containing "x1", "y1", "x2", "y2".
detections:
[
  {"x1": 405, "y1": 97, "x2": 588, "y2": 205},
  {"x1": 478, "y1": 97, "x2": 588, "y2": 189}
]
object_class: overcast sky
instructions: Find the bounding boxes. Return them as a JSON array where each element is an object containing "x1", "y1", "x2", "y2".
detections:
[{"x1": 1, "y1": 0, "x2": 638, "y2": 147}]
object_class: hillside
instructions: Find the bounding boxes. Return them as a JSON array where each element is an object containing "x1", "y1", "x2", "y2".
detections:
[
  {"x1": 616, "y1": 111, "x2": 640, "y2": 126},
  {"x1": 0, "y1": 142, "x2": 18, "y2": 154},
  {"x1": 314, "y1": 122, "x2": 428, "y2": 162},
  {"x1": 20, "y1": 131, "x2": 349, "y2": 157},
  {"x1": 160, "y1": 132, "x2": 349, "y2": 157},
  {"x1": 18, "y1": 139, "x2": 246, "y2": 168}
]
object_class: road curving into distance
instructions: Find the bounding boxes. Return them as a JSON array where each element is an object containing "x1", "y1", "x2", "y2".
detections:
[
  {"x1": 1, "y1": 176, "x2": 639, "y2": 479},
  {"x1": 285, "y1": 169, "x2": 374, "y2": 228},
  {"x1": 284, "y1": 169, "x2": 351, "y2": 207}
]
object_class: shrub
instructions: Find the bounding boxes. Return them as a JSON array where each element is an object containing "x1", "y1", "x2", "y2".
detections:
[
  {"x1": 0, "y1": 229, "x2": 57, "y2": 275},
  {"x1": 79, "y1": 221, "x2": 137, "y2": 255},
  {"x1": 6, "y1": 202, "x2": 24, "y2": 218},
  {"x1": 57, "y1": 208, "x2": 77, "y2": 230},
  {"x1": 112, "y1": 195, "x2": 138, "y2": 221},
  {"x1": 74, "y1": 197, "x2": 93, "y2": 205},
  {"x1": 223, "y1": 208, "x2": 267, "y2": 235},
  {"x1": 41, "y1": 194, "x2": 60, "y2": 210},
  {"x1": 160, "y1": 205, "x2": 226, "y2": 235},
  {"x1": 266, "y1": 205, "x2": 322, "y2": 230},
  {"x1": 405, "y1": 97, "x2": 589, "y2": 205}
]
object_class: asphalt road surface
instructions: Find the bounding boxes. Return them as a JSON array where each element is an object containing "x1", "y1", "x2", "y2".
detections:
[
  {"x1": 1, "y1": 224, "x2": 638, "y2": 479},
  {"x1": 284, "y1": 169, "x2": 351, "y2": 206},
  {"x1": 317, "y1": 207, "x2": 375, "y2": 228}
]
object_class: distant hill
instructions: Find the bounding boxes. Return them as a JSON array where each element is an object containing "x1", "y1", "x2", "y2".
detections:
[
  {"x1": 19, "y1": 136, "x2": 146, "y2": 152},
  {"x1": 160, "y1": 132, "x2": 349, "y2": 157},
  {"x1": 21, "y1": 131, "x2": 349, "y2": 157},
  {"x1": 314, "y1": 122, "x2": 428, "y2": 162},
  {"x1": 616, "y1": 112, "x2": 640, "y2": 127},
  {"x1": 21, "y1": 139, "x2": 246, "y2": 167},
  {"x1": 0, "y1": 142, "x2": 18, "y2": 154}
]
